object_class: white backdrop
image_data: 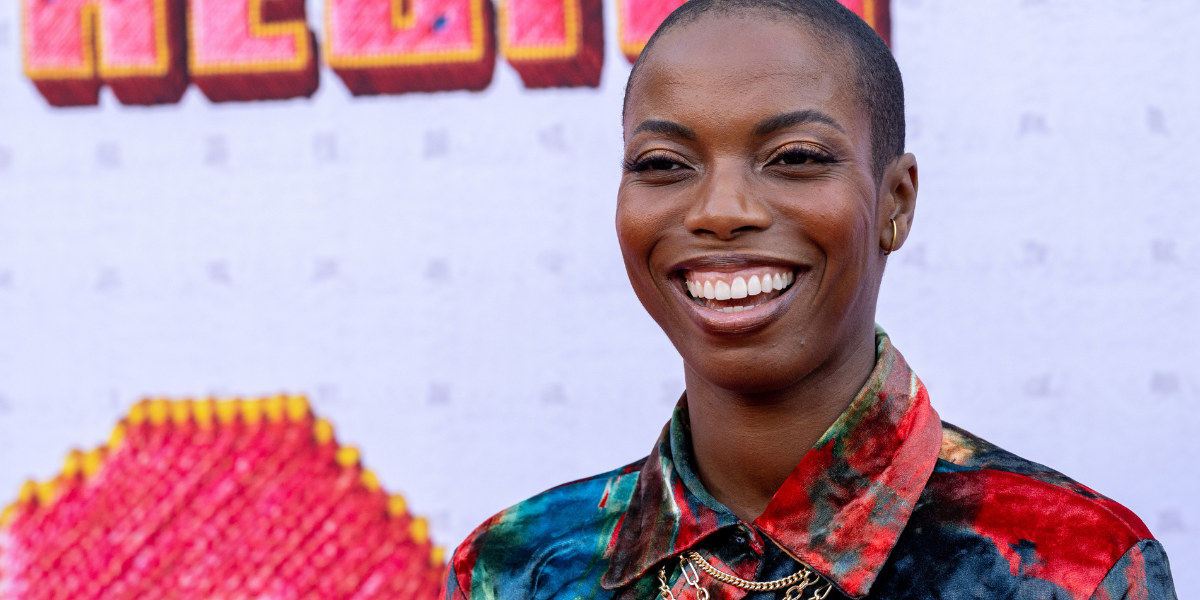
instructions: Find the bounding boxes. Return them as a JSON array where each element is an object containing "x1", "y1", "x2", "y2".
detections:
[{"x1": 0, "y1": 0, "x2": 1195, "y2": 592}]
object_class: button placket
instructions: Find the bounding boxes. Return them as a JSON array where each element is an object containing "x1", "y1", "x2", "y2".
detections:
[{"x1": 742, "y1": 527, "x2": 766, "y2": 556}]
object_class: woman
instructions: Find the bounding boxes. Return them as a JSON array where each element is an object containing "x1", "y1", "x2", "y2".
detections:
[{"x1": 447, "y1": 0, "x2": 1177, "y2": 598}]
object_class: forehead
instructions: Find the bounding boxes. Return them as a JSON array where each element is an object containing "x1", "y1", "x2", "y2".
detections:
[{"x1": 625, "y1": 15, "x2": 863, "y2": 135}]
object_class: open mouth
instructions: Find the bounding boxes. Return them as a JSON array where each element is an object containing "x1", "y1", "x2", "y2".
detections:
[{"x1": 679, "y1": 267, "x2": 796, "y2": 313}]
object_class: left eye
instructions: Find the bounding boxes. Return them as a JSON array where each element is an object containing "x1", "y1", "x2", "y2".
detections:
[
  {"x1": 768, "y1": 145, "x2": 834, "y2": 167},
  {"x1": 773, "y1": 151, "x2": 814, "y2": 165},
  {"x1": 772, "y1": 150, "x2": 830, "y2": 166}
]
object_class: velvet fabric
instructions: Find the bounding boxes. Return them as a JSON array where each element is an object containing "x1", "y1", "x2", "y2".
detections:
[{"x1": 447, "y1": 330, "x2": 1177, "y2": 599}]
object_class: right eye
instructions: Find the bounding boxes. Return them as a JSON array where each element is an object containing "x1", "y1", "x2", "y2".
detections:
[
  {"x1": 625, "y1": 153, "x2": 687, "y2": 173},
  {"x1": 641, "y1": 158, "x2": 681, "y2": 171}
]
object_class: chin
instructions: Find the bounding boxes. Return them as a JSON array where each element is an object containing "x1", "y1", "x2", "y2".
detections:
[{"x1": 681, "y1": 345, "x2": 817, "y2": 396}]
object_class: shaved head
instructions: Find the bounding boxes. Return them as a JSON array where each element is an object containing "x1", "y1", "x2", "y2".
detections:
[{"x1": 625, "y1": 0, "x2": 904, "y2": 180}]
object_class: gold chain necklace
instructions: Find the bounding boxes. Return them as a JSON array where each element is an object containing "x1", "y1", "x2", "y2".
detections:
[{"x1": 657, "y1": 551, "x2": 833, "y2": 600}]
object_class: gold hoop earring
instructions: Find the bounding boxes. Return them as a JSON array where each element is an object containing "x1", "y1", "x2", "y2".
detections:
[{"x1": 883, "y1": 218, "x2": 897, "y2": 255}]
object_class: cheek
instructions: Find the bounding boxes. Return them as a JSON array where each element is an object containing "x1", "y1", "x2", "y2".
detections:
[
  {"x1": 614, "y1": 192, "x2": 648, "y2": 260},
  {"x1": 790, "y1": 186, "x2": 874, "y2": 265},
  {"x1": 615, "y1": 188, "x2": 677, "y2": 266},
  {"x1": 614, "y1": 189, "x2": 664, "y2": 291},
  {"x1": 615, "y1": 191, "x2": 681, "y2": 329}
]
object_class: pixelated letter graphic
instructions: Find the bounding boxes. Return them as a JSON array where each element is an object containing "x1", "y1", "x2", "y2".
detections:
[
  {"x1": 188, "y1": 0, "x2": 320, "y2": 102},
  {"x1": 326, "y1": 0, "x2": 496, "y2": 95},
  {"x1": 618, "y1": 0, "x2": 890, "y2": 64},
  {"x1": 616, "y1": 0, "x2": 684, "y2": 64},
  {"x1": 0, "y1": 395, "x2": 445, "y2": 600},
  {"x1": 499, "y1": 0, "x2": 604, "y2": 88},
  {"x1": 22, "y1": 0, "x2": 187, "y2": 106}
]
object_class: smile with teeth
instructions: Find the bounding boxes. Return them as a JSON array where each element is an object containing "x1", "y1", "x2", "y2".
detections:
[{"x1": 681, "y1": 267, "x2": 796, "y2": 313}]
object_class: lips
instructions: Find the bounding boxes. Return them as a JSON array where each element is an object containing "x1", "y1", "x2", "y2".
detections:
[{"x1": 668, "y1": 260, "x2": 803, "y2": 334}]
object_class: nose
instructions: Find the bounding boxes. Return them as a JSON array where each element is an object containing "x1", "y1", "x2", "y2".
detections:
[{"x1": 684, "y1": 164, "x2": 773, "y2": 240}]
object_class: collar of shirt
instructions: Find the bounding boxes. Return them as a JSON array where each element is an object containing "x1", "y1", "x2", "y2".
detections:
[{"x1": 600, "y1": 328, "x2": 944, "y2": 598}]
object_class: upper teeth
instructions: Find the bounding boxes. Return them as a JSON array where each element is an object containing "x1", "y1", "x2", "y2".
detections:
[
  {"x1": 685, "y1": 271, "x2": 794, "y2": 300},
  {"x1": 715, "y1": 281, "x2": 731, "y2": 300}
]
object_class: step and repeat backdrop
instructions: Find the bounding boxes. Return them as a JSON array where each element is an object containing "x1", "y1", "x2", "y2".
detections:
[{"x1": 0, "y1": 0, "x2": 1197, "y2": 596}]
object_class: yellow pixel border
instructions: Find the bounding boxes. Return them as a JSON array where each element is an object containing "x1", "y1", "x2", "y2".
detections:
[
  {"x1": 187, "y1": 0, "x2": 312, "y2": 76},
  {"x1": 393, "y1": 0, "x2": 418, "y2": 30},
  {"x1": 614, "y1": 0, "x2": 643, "y2": 60},
  {"x1": 0, "y1": 394, "x2": 445, "y2": 567},
  {"x1": 23, "y1": 0, "x2": 173, "y2": 81},
  {"x1": 498, "y1": 0, "x2": 581, "y2": 62},
  {"x1": 325, "y1": 0, "x2": 489, "y2": 68}
]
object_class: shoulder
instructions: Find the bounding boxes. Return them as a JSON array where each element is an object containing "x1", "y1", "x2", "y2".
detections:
[
  {"x1": 447, "y1": 459, "x2": 645, "y2": 600},
  {"x1": 875, "y1": 421, "x2": 1163, "y2": 599},
  {"x1": 933, "y1": 421, "x2": 1150, "y2": 539}
]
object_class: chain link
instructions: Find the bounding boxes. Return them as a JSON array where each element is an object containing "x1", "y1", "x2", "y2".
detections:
[
  {"x1": 680, "y1": 558, "x2": 710, "y2": 600},
  {"x1": 656, "y1": 552, "x2": 834, "y2": 600},
  {"x1": 658, "y1": 566, "x2": 676, "y2": 600}
]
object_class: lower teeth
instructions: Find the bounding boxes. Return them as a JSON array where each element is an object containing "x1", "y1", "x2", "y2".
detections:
[
  {"x1": 714, "y1": 303, "x2": 759, "y2": 313},
  {"x1": 691, "y1": 296, "x2": 765, "y2": 312}
]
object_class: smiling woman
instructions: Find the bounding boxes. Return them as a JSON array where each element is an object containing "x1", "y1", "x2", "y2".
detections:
[{"x1": 445, "y1": 1, "x2": 1178, "y2": 599}]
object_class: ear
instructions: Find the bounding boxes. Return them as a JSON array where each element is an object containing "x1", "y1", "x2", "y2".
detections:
[{"x1": 878, "y1": 153, "x2": 918, "y2": 255}]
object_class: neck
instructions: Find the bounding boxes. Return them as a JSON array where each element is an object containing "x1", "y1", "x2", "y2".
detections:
[{"x1": 684, "y1": 328, "x2": 877, "y2": 523}]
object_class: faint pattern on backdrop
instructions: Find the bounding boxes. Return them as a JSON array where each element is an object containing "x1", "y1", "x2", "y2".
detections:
[
  {"x1": 0, "y1": 396, "x2": 444, "y2": 600},
  {"x1": 0, "y1": 0, "x2": 1196, "y2": 598}
]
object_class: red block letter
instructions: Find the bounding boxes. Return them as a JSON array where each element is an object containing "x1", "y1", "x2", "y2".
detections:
[
  {"x1": 188, "y1": 0, "x2": 320, "y2": 102},
  {"x1": 616, "y1": 0, "x2": 683, "y2": 64},
  {"x1": 618, "y1": 0, "x2": 892, "y2": 64},
  {"x1": 22, "y1": 0, "x2": 187, "y2": 106},
  {"x1": 325, "y1": 0, "x2": 496, "y2": 95},
  {"x1": 498, "y1": 0, "x2": 603, "y2": 88}
]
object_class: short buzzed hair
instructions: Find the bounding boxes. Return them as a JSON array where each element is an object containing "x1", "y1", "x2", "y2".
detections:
[{"x1": 625, "y1": 0, "x2": 905, "y2": 182}]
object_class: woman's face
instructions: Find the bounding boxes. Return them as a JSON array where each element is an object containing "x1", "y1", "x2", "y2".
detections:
[{"x1": 618, "y1": 15, "x2": 899, "y2": 394}]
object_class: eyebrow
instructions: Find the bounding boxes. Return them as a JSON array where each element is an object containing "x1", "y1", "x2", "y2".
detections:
[
  {"x1": 631, "y1": 119, "x2": 697, "y2": 140},
  {"x1": 752, "y1": 110, "x2": 846, "y2": 137}
]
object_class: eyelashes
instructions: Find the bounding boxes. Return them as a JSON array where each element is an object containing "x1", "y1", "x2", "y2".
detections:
[
  {"x1": 623, "y1": 144, "x2": 837, "y2": 174},
  {"x1": 623, "y1": 153, "x2": 682, "y2": 173},
  {"x1": 768, "y1": 144, "x2": 836, "y2": 166}
]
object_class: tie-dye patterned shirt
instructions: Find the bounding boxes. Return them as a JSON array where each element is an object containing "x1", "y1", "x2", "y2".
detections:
[{"x1": 447, "y1": 330, "x2": 1177, "y2": 599}]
